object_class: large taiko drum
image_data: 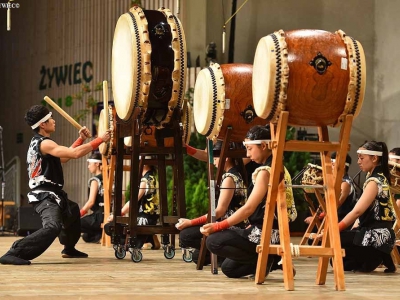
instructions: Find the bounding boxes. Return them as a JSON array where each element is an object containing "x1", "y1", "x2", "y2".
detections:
[
  {"x1": 389, "y1": 161, "x2": 400, "y2": 195},
  {"x1": 124, "y1": 104, "x2": 192, "y2": 147},
  {"x1": 112, "y1": 6, "x2": 186, "y2": 128},
  {"x1": 98, "y1": 106, "x2": 116, "y2": 157},
  {"x1": 193, "y1": 63, "x2": 266, "y2": 142},
  {"x1": 252, "y1": 29, "x2": 366, "y2": 126}
]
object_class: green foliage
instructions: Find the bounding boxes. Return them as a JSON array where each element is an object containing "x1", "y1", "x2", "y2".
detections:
[
  {"x1": 166, "y1": 132, "x2": 208, "y2": 219},
  {"x1": 72, "y1": 82, "x2": 104, "y2": 123}
]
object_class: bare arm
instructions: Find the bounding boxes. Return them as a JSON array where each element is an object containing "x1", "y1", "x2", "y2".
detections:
[
  {"x1": 121, "y1": 180, "x2": 147, "y2": 216},
  {"x1": 81, "y1": 180, "x2": 99, "y2": 214},
  {"x1": 340, "y1": 180, "x2": 377, "y2": 227},
  {"x1": 42, "y1": 130, "x2": 110, "y2": 161},
  {"x1": 214, "y1": 176, "x2": 235, "y2": 219},
  {"x1": 202, "y1": 169, "x2": 269, "y2": 235},
  {"x1": 338, "y1": 181, "x2": 351, "y2": 207}
]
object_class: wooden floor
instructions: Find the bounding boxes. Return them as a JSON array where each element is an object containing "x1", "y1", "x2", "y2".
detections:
[{"x1": 0, "y1": 235, "x2": 398, "y2": 300}]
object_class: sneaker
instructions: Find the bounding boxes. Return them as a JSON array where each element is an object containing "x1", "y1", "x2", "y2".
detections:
[{"x1": 61, "y1": 248, "x2": 88, "y2": 258}]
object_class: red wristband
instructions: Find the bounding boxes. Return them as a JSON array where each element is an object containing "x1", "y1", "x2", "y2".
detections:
[
  {"x1": 72, "y1": 137, "x2": 83, "y2": 148},
  {"x1": 90, "y1": 137, "x2": 103, "y2": 150},
  {"x1": 319, "y1": 212, "x2": 326, "y2": 220},
  {"x1": 186, "y1": 145, "x2": 197, "y2": 156},
  {"x1": 212, "y1": 219, "x2": 230, "y2": 233},
  {"x1": 338, "y1": 221, "x2": 347, "y2": 232},
  {"x1": 80, "y1": 209, "x2": 87, "y2": 217},
  {"x1": 191, "y1": 215, "x2": 207, "y2": 226}
]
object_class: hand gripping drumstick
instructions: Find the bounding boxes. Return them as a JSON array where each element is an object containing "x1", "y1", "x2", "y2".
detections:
[
  {"x1": 43, "y1": 96, "x2": 91, "y2": 137},
  {"x1": 103, "y1": 81, "x2": 109, "y2": 130}
]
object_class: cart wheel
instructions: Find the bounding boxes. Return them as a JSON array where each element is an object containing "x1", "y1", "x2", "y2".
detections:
[
  {"x1": 182, "y1": 250, "x2": 193, "y2": 263},
  {"x1": 131, "y1": 250, "x2": 143, "y2": 263},
  {"x1": 115, "y1": 247, "x2": 126, "y2": 259},
  {"x1": 164, "y1": 246, "x2": 175, "y2": 259}
]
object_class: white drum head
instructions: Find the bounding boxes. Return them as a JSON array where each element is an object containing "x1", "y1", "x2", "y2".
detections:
[
  {"x1": 193, "y1": 64, "x2": 225, "y2": 140},
  {"x1": 252, "y1": 35, "x2": 278, "y2": 120}
]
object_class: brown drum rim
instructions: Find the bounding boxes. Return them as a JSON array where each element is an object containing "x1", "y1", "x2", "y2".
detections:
[
  {"x1": 158, "y1": 7, "x2": 187, "y2": 128},
  {"x1": 335, "y1": 30, "x2": 366, "y2": 126}
]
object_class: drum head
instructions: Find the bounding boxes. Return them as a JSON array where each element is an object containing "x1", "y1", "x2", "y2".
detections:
[
  {"x1": 112, "y1": 8, "x2": 151, "y2": 121},
  {"x1": 98, "y1": 109, "x2": 109, "y2": 156},
  {"x1": 193, "y1": 64, "x2": 225, "y2": 139},
  {"x1": 252, "y1": 35, "x2": 279, "y2": 120}
]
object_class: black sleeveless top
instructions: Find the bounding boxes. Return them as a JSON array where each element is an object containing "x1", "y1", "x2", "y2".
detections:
[
  {"x1": 27, "y1": 134, "x2": 64, "y2": 189},
  {"x1": 88, "y1": 174, "x2": 104, "y2": 213}
]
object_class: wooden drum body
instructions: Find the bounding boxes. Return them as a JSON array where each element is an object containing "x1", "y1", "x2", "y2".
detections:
[
  {"x1": 252, "y1": 29, "x2": 366, "y2": 126},
  {"x1": 124, "y1": 104, "x2": 192, "y2": 148},
  {"x1": 193, "y1": 63, "x2": 266, "y2": 142},
  {"x1": 112, "y1": 6, "x2": 186, "y2": 128},
  {"x1": 389, "y1": 161, "x2": 400, "y2": 195},
  {"x1": 98, "y1": 106, "x2": 116, "y2": 157}
]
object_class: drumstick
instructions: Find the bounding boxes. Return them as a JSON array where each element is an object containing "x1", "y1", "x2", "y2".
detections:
[
  {"x1": 43, "y1": 96, "x2": 91, "y2": 137},
  {"x1": 103, "y1": 81, "x2": 109, "y2": 131}
]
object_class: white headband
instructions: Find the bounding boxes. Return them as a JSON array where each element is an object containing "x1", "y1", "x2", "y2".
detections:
[
  {"x1": 243, "y1": 139, "x2": 271, "y2": 146},
  {"x1": 31, "y1": 112, "x2": 52, "y2": 129},
  {"x1": 357, "y1": 149, "x2": 382, "y2": 156},
  {"x1": 87, "y1": 159, "x2": 102, "y2": 163},
  {"x1": 389, "y1": 154, "x2": 400, "y2": 160},
  {"x1": 331, "y1": 159, "x2": 350, "y2": 167}
]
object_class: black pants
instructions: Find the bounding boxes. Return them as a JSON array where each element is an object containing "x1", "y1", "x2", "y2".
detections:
[
  {"x1": 81, "y1": 211, "x2": 103, "y2": 242},
  {"x1": 179, "y1": 225, "x2": 203, "y2": 249},
  {"x1": 206, "y1": 229, "x2": 276, "y2": 278},
  {"x1": 6, "y1": 198, "x2": 81, "y2": 261},
  {"x1": 340, "y1": 230, "x2": 393, "y2": 272}
]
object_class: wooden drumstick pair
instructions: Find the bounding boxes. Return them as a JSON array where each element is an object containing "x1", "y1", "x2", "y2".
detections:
[{"x1": 44, "y1": 81, "x2": 110, "y2": 138}]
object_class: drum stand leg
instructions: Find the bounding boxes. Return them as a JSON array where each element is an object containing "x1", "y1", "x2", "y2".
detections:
[
  {"x1": 101, "y1": 154, "x2": 116, "y2": 247},
  {"x1": 197, "y1": 127, "x2": 243, "y2": 273},
  {"x1": 255, "y1": 111, "x2": 351, "y2": 291},
  {"x1": 390, "y1": 195, "x2": 400, "y2": 265}
]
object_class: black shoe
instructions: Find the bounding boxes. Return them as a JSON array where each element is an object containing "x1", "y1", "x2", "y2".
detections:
[
  {"x1": 0, "y1": 252, "x2": 31, "y2": 265},
  {"x1": 61, "y1": 248, "x2": 88, "y2": 258}
]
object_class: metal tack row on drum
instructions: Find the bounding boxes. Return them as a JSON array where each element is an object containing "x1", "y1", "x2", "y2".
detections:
[
  {"x1": 192, "y1": 29, "x2": 366, "y2": 141},
  {"x1": 112, "y1": 6, "x2": 187, "y2": 128}
]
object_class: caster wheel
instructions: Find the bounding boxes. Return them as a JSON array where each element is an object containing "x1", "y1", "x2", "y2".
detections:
[
  {"x1": 182, "y1": 250, "x2": 193, "y2": 263},
  {"x1": 131, "y1": 250, "x2": 143, "y2": 263},
  {"x1": 115, "y1": 247, "x2": 126, "y2": 259},
  {"x1": 164, "y1": 246, "x2": 175, "y2": 259}
]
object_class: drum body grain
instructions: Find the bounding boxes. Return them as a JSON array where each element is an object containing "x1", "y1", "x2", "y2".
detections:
[{"x1": 252, "y1": 29, "x2": 366, "y2": 127}]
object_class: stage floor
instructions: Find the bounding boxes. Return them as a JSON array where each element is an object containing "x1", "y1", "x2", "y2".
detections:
[{"x1": 0, "y1": 235, "x2": 398, "y2": 300}]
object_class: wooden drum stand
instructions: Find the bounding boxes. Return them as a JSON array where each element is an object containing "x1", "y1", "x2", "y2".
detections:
[
  {"x1": 105, "y1": 107, "x2": 186, "y2": 262},
  {"x1": 254, "y1": 112, "x2": 353, "y2": 291}
]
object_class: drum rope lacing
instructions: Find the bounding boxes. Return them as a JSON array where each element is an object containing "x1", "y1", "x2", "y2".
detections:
[{"x1": 277, "y1": 243, "x2": 301, "y2": 266}]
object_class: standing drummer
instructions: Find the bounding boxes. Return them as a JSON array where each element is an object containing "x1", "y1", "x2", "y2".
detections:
[{"x1": 0, "y1": 105, "x2": 110, "y2": 265}]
